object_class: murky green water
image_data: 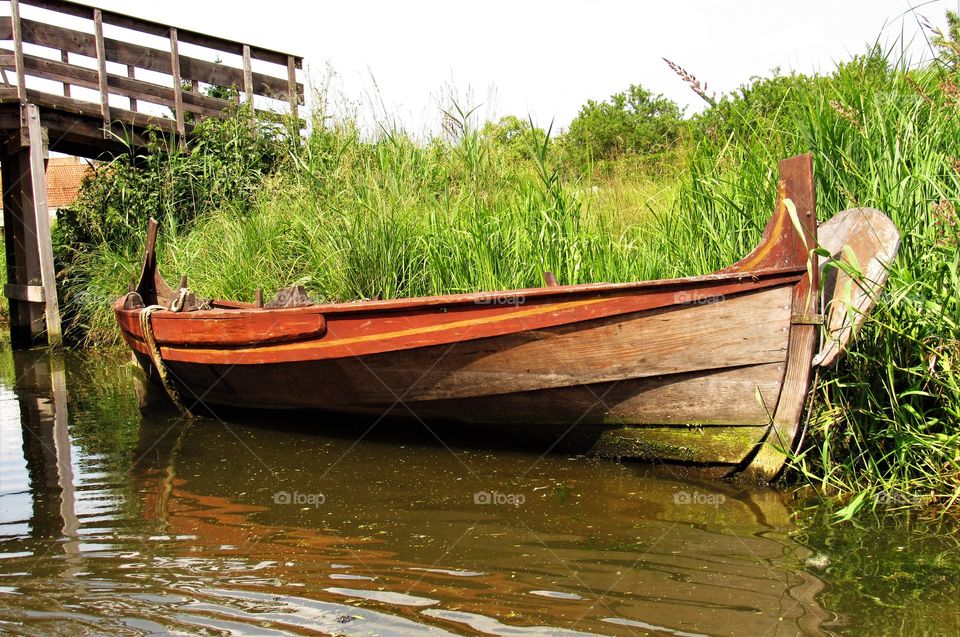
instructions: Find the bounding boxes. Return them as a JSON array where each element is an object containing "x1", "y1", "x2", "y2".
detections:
[{"x1": 0, "y1": 346, "x2": 956, "y2": 636}]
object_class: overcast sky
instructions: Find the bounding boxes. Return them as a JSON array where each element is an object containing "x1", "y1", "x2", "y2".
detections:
[{"x1": 62, "y1": 0, "x2": 960, "y2": 134}]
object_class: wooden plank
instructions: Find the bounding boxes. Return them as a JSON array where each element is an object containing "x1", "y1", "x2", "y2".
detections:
[
  {"x1": 127, "y1": 64, "x2": 136, "y2": 112},
  {"x1": 25, "y1": 89, "x2": 182, "y2": 135},
  {"x1": 132, "y1": 278, "x2": 798, "y2": 365},
  {"x1": 1, "y1": 149, "x2": 41, "y2": 347},
  {"x1": 60, "y1": 50, "x2": 69, "y2": 97},
  {"x1": 0, "y1": 47, "x2": 234, "y2": 118},
  {"x1": 19, "y1": 0, "x2": 300, "y2": 67},
  {"x1": 0, "y1": 52, "x2": 13, "y2": 86},
  {"x1": 9, "y1": 18, "x2": 301, "y2": 101},
  {"x1": 150, "y1": 308, "x2": 327, "y2": 347},
  {"x1": 10, "y1": 0, "x2": 26, "y2": 100},
  {"x1": 745, "y1": 154, "x2": 818, "y2": 480},
  {"x1": 25, "y1": 103, "x2": 61, "y2": 346},
  {"x1": 397, "y1": 363, "x2": 787, "y2": 427},
  {"x1": 169, "y1": 27, "x2": 184, "y2": 137},
  {"x1": 319, "y1": 286, "x2": 793, "y2": 403},
  {"x1": 3, "y1": 282, "x2": 44, "y2": 302},
  {"x1": 33, "y1": 100, "x2": 125, "y2": 149},
  {"x1": 724, "y1": 155, "x2": 817, "y2": 274},
  {"x1": 92, "y1": 8, "x2": 110, "y2": 133},
  {"x1": 242, "y1": 44, "x2": 253, "y2": 108},
  {"x1": 128, "y1": 287, "x2": 792, "y2": 423},
  {"x1": 287, "y1": 55, "x2": 297, "y2": 118},
  {"x1": 814, "y1": 207, "x2": 900, "y2": 367}
]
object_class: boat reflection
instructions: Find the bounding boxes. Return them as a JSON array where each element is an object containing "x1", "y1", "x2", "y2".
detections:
[
  {"x1": 2, "y1": 348, "x2": 832, "y2": 635},
  {"x1": 129, "y1": 398, "x2": 832, "y2": 636}
]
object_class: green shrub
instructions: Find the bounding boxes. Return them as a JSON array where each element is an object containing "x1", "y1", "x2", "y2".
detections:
[{"x1": 563, "y1": 84, "x2": 684, "y2": 165}]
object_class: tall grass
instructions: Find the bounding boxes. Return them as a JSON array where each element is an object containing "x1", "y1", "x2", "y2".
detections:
[
  {"x1": 65, "y1": 114, "x2": 677, "y2": 343},
  {"x1": 665, "y1": 51, "x2": 959, "y2": 516},
  {"x1": 49, "y1": 36, "x2": 959, "y2": 516}
]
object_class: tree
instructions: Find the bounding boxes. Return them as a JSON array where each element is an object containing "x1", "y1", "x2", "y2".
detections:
[
  {"x1": 564, "y1": 84, "x2": 683, "y2": 164},
  {"x1": 480, "y1": 115, "x2": 546, "y2": 158}
]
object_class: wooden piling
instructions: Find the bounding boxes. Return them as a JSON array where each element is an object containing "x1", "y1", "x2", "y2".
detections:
[
  {"x1": 2, "y1": 104, "x2": 61, "y2": 347},
  {"x1": 0, "y1": 0, "x2": 302, "y2": 347}
]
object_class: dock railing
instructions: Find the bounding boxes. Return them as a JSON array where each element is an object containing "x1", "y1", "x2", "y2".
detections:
[
  {"x1": 0, "y1": 0, "x2": 304, "y2": 349},
  {"x1": 0, "y1": 0, "x2": 303, "y2": 139}
]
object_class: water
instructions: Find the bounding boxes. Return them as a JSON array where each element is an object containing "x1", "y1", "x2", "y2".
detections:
[{"x1": 0, "y1": 346, "x2": 956, "y2": 636}]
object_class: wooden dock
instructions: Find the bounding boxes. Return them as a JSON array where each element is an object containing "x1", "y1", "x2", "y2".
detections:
[{"x1": 0, "y1": 0, "x2": 303, "y2": 347}]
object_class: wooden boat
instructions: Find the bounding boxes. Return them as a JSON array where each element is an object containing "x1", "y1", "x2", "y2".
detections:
[{"x1": 114, "y1": 154, "x2": 900, "y2": 480}]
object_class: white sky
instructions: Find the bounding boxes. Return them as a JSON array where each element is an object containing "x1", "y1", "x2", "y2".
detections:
[{"x1": 44, "y1": 0, "x2": 960, "y2": 134}]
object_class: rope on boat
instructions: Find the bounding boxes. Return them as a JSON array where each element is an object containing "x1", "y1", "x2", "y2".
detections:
[{"x1": 140, "y1": 305, "x2": 193, "y2": 418}]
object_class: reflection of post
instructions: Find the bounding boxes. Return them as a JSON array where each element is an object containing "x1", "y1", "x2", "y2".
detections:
[
  {"x1": 12, "y1": 350, "x2": 78, "y2": 554},
  {"x1": 49, "y1": 354, "x2": 78, "y2": 551}
]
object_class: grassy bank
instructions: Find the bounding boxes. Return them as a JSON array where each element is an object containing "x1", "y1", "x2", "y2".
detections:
[{"x1": 32, "y1": 21, "x2": 960, "y2": 517}]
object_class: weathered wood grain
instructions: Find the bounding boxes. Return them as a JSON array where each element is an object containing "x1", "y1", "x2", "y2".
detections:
[
  {"x1": 312, "y1": 286, "x2": 791, "y2": 402},
  {"x1": 393, "y1": 363, "x2": 786, "y2": 426},
  {"x1": 814, "y1": 207, "x2": 900, "y2": 367},
  {"x1": 745, "y1": 154, "x2": 818, "y2": 480},
  {"x1": 9, "y1": 0, "x2": 26, "y2": 101},
  {"x1": 168, "y1": 28, "x2": 185, "y2": 137},
  {"x1": 133, "y1": 276, "x2": 799, "y2": 365},
  {"x1": 6, "y1": 18, "x2": 300, "y2": 102},
  {"x1": 155, "y1": 308, "x2": 327, "y2": 347},
  {"x1": 25, "y1": 104, "x2": 61, "y2": 346},
  {"x1": 92, "y1": 8, "x2": 110, "y2": 131},
  {"x1": 19, "y1": 0, "x2": 299, "y2": 67},
  {"x1": 156, "y1": 290, "x2": 790, "y2": 428},
  {"x1": 0, "y1": 48, "x2": 232, "y2": 118}
]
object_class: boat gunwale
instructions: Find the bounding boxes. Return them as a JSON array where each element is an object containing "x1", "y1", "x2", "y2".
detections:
[{"x1": 113, "y1": 264, "x2": 807, "y2": 321}]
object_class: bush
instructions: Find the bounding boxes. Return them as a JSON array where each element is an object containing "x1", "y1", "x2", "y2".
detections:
[
  {"x1": 563, "y1": 84, "x2": 684, "y2": 165},
  {"x1": 54, "y1": 106, "x2": 297, "y2": 341},
  {"x1": 56, "y1": 105, "x2": 293, "y2": 250}
]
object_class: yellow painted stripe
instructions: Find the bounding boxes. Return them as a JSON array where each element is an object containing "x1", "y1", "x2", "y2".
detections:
[{"x1": 741, "y1": 197, "x2": 786, "y2": 269}]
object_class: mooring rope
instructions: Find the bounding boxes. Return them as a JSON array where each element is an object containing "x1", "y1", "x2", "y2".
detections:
[{"x1": 140, "y1": 305, "x2": 193, "y2": 418}]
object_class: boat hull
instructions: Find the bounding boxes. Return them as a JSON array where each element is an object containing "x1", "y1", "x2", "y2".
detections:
[
  {"x1": 128, "y1": 284, "x2": 794, "y2": 467},
  {"x1": 117, "y1": 154, "x2": 876, "y2": 479}
]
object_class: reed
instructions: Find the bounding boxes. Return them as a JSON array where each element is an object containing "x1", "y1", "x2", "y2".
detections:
[{"x1": 666, "y1": 48, "x2": 959, "y2": 517}]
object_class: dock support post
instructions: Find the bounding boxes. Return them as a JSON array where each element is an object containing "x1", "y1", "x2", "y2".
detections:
[{"x1": 2, "y1": 103, "x2": 62, "y2": 348}]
